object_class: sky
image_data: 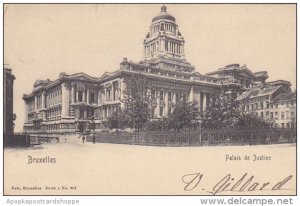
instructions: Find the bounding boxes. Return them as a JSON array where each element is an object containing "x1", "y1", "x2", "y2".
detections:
[{"x1": 4, "y1": 4, "x2": 296, "y2": 132}]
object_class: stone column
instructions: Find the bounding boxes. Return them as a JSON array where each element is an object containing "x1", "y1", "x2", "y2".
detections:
[
  {"x1": 104, "y1": 87, "x2": 107, "y2": 102},
  {"x1": 206, "y1": 93, "x2": 210, "y2": 108},
  {"x1": 189, "y1": 86, "x2": 194, "y2": 102},
  {"x1": 71, "y1": 83, "x2": 75, "y2": 103},
  {"x1": 87, "y1": 88, "x2": 90, "y2": 104},
  {"x1": 41, "y1": 91, "x2": 46, "y2": 109},
  {"x1": 203, "y1": 93, "x2": 207, "y2": 112},
  {"x1": 159, "y1": 39, "x2": 162, "y2": 51},
  {"x1": 76, "y1": 89, "x2": 79, "y2": 103},
  {"x1": 61, "y1": 83, "x2": 70, "y2": 118},
  {"x1": 98, "y1": 89, "x2": 101, "y2": 105},
  {"x1": 163, "y1": 90, "x2": 168, "y2": 116},
  {"x1": 112, "y1": 84, "x2": 115, "y2": 101},
  {"x1": 34, "y1": 96, "x2": 37, "y2": 111},
  {"x1": 82, "y1": 87, "x2": 86, "y2": 102},
  {"x1": 172, "y1": 92, "x2": 176, "y2": 113},
  {"x1": 154, "y1": 89, "x2": 160, "y2": 117},
  {"x1": 200, "y1": 92, "x2": 203, "y2": 113},
  {"x1": 41, "y1": 91, "x2": 46, "y2": 120}
]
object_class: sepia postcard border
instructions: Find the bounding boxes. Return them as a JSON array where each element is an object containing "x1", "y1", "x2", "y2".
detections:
[{"x1": 2, "y1": 2, "x2": 298, "y2": 197}]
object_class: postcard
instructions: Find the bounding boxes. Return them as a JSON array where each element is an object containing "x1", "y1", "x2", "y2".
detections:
[{"x1": 3, "y1": 3, "x2": 296, "y2": 195}]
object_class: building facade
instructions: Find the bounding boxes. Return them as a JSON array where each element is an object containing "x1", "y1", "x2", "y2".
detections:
[
  {"x1": 23, "y1": 5, "x2": 295, "y2": 134},
  {"x1": 4, "y1": 65, "x2": 16, "y2": 145}
]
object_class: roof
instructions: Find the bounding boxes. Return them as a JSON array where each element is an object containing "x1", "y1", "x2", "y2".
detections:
[
  {"x1": 206, "y1": 64, "x2": 256, "y2": 79},
  {"x1": 237, "y1": 85, "x2": 282, "y2": 101},
  {"x1": 152, "y1": 5, "x2": 176, "y2": 22},
  {"x1": 266, "y1": 80, "x2": 291, "y2": 86},
  {"x1": 273, "y1": 92, "x2": 296, "y2": 102}
]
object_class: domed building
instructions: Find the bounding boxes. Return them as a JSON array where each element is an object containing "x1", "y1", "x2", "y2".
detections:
[{"x1": 22, "y1": 5, "x2": 293, "y2": 135}]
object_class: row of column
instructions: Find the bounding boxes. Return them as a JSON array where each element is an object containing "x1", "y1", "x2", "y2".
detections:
[
  {"x1": 151, "y1": 88, "x2": 212, "y2": 118},
  {"x1": 192, "y1": 87, "x2": 212, "y2": 112},
  {"x1": 144, "y1": 39, "x2": 184, "y2": 57},
  {"x1": 145, "y1": 41, "x2": 160, "y2": 56},
  {"x1": 166, "y1": 40, "x2": 182, "y2": 55},
  {"x1": 70, "y1": 82, "x2": 119, "y2": 105},
  {"x1": 33, "y1": 91, "x2": 47, "y2": 111}
]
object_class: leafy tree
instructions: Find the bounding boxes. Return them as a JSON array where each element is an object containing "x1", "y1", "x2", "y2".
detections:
[
  {"x1": 204, "y1": 90, "x2": 274, "y2": 129},
  {"x1": 103, "y1": 108, "x2": 128, "y2": 132},
  {"x1": 235, "y1": 112, "x2": 274, "y2": 129},
  {"x1": 121, "y1": 74, "x2": 152, "y2": 131},
  {"x1": 204, "y1": 92, "x2": 240, "y2": 128},
  {"x1": 167, "y1": 100, "x2": 199, "y2": 131}
]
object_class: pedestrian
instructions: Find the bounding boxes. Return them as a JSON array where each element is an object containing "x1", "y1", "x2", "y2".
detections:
[{"x1": 82, "y1": 135, "x2": 85, "y2": 143}]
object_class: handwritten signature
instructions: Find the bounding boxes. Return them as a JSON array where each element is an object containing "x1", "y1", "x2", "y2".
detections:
[{"x1": 182, "y1": 173, "x2": 293, "y2": 195}]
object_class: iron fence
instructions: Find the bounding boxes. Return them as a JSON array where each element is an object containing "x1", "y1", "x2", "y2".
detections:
[{"x1": 87, "y1": 128, "x2": 296, "y2": 146}]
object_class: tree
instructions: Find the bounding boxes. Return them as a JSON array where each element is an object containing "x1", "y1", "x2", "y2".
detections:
[
  {"x1": 235, "y1": 112, "x2": 274, "y2": 129},
  {"x1": 204, "y1": 92, "x2": 240, "y2": 128},
  {"x1": 167, "y1": 100, "x2": 199, "y2": 131},
  {"x1": 121, "y1": 74, "x2": 152, "y2": 131},
  {"x1": 204, "y1": 90, "x2": 274, "y2": 129},
  {"x1": 103, "y1": 108, "x2": 128, "y2": 132}
]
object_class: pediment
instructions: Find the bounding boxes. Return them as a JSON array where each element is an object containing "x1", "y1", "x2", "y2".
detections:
[{"x1": 71, "y1": 73, "x2": 97, "y2": 81}]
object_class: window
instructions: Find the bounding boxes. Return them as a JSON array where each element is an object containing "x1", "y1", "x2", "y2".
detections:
[
  {"x1": 168, "y1": 92, "x2": 172, "y2": 101},
  {"x1": 281, "y1": 112, "x2": 284, "y2": 120},
  {"x1": 78, "y1": 91, "x2": 83, "y2": 102},
  {"x1": 281, "y1": 123, "x2": 285, "y2": 128},
  {"x1": 286, "y1": 123, "x2": 290, "y2": 128},
  {"x1": 270, "y1": 112, "x2": 273, "y2": 120},
  {"x1": 80, "y1": 108, "x2": 84, "y2": 118},
  {"x1": 159, "y1": 106, "x2": 163, "y2": 116},
  {"x1": 286, "y1": 111, "x2": 290, "y2": 120},
  {"x1": 251, "y1": 104, "x2": 254, "y2": 110},
  {"x1": 246, "y1": 105, "x2": 249, "y2": 111},
  {"x1": 90, "y1": 92, "x2": 95, "y2": 103},
  {"x1": 275, "y1": 112, "x2": 278, "y2": 120},
  {"x1": 160, "y1": 91, "x2": 164, "y2": 100},
  {"x1": 260, "y1": 112, "x2": 264, "y2": 118},
  {"x1": 176, "y1": 93, "x2": 179, "y2": 102},
  {"x1": 255, "y1": 103, "x2": 258, "y2": 109},
  {"x1": 270, "y1": 104, "x2": 273, "y2": 109},
  {"x1": 266, "y1": 101, "x2": 269, "y2": 109},
  {"x1": 151, "y1": 90, "x2": 155, "y2": 99},
  {"x1": 260, "y1": 102, "x2": 264, "y2": 109},
  {"x1": 266, "y1": 111, "x2": 269, "y2": 116},
  {"x1": 106, "y1": 89, "x2": 111, "y2": 100}
]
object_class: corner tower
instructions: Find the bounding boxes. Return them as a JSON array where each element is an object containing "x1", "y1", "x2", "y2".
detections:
[{"x1": 142, "y1": 5, "x2": 195, "y2": 72}]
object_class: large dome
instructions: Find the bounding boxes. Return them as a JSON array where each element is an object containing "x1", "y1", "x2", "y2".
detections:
[{"x1": 152, "y1": 5, "x2": 176, "y2": 22}]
